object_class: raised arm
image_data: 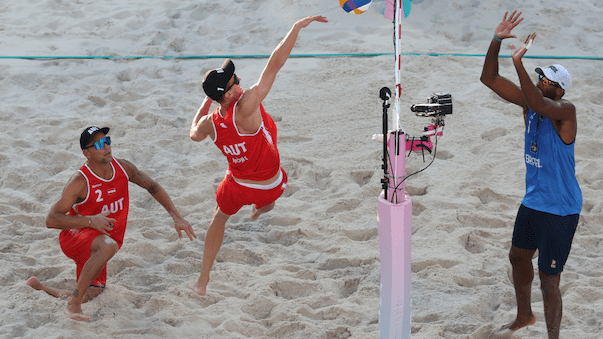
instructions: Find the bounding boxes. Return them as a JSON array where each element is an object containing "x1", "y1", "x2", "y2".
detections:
[
  {"x1": 46, "y1": 173, "x2": 115, "y2": 235},
  {"x1": 190, "y1": 96, "x2": 215, "y2": 142},
  {"x1": 511, "y1": 34, "x2": 577, "y2": 143},
  {"x1": 236, "y1": 15, "x2": 328, "y2": 119},
  {"x1": 511, "y1": 34, "x2": 576, "y2": 122},
  {"x1": 480, "y1": 11, "x2": 527, "y2": 108},
  {"x1": 118, "y1": 159, "x2": 197, "y2": 241}
]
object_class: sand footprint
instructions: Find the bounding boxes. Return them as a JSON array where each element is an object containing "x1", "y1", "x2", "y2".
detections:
[
  {"x1": 340, "y1": 277, "x2": 360, "y2": 298},
  {"x1": 189, "y1": 7, "x2": 211, "y2": 21},
  {"x1": 108, "y1": 255, "x2": 142, "y2": 277},
  {"x1": 241, "y1": 294, "x2": 276, "y2": 320},
  {"x1": 325, "y1": 198, "x2": 361, "y2": 214},
  {"x1": 412, "y1": 201, "x2": 427, "y2": 216},
  {"x1": 405, "y1": 184, "x2": 428, "y2": 196},
  {"x1": 472, "y1": 187, "x2": 516, "y2": 208},
  {"x1": 281, "y1": 157, "x2": 332, "y2": 190},
  {"x1": 481, "y1": 127, "x2": 508, "y2": 141},
  {"x1": 297, "y1": 304, "x2": 343, "y2": 321},
  {"x1": 349, "y1": 170, "x2": 375, "y2": 187},
  {"x1": 140, "y1": 229, "x2": 166, "y2": 240},
  {"x1": 19, "y1": 256, "x2": 36, "y2": 266},
  {"x1": 281, "y1": 183, "x2": 300, "y2": 197},
  {"x1": 456, "y1": 211, "x2": 510, "y2": 229},
  {"x1": 270, "y1": 279, "x2": 316, "y2": 300},
  {"x1": 435, "y1": 149, "x2": 454, "y2": 160},
  {"x1": 344, "y1": 228, "x2": 377, "y2": 242},
  {"x1": 216, "y1": 245, "x2": 265, "y2": 266},
  {"x1": 452, "y1": 274, "x2": 495, "y2": 288},
  {"x1": 116, "y1": 70, "x2": 132, "y2": 82},
  {"x1": 263, "y1": 227, "x2": 303, "y2": 246},
  {"x1": 265, "y1": 216, "x2": 301, "y2": 227},
  {"x1": 87, "y1": 95, "x2": 107, "y2": 107},
  {"x1": 281, "y1": 157, "x2": 313, "y2": 181},
  {"x1": 168, "y1": 38, "x2": 185, "y2": 53},
  {"x1": 319, "y1": 257, "x2": 364, "y2": 271},
  {"x1": 326, "y1": 327, "x2": 352, "y2": 338},
  {"x1": 411, "y1": 259, "x2": 459, "y2": 273},
  {"x1": 460, "y1": 231, "x2": 487, "y2": 254}
]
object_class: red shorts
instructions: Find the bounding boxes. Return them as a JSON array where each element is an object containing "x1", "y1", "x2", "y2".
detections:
[
  {"x1": 59, "y1": 228, "x2": 116, "y2": 286},
  {"x1": 216, "y1": 168, "x2": 288, "y2": 215}
]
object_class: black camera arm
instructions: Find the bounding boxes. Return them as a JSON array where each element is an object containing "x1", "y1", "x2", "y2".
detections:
[{"x1": 380, "y1": 87, "x2": 391, "y2": 196}]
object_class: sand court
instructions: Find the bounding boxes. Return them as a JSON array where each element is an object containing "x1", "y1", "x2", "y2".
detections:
[{"x1": 1, "y1": 0, "x2": 603, "y2": 338}]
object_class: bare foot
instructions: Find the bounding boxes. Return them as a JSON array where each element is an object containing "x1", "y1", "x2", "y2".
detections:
[
  {"x1": 187, "y1": 281, "x2": 207, "y2": 296},
  {"x1": 63, "y1": 305, "x2": 90, "y2": 322},
  {"x1": 495, "y1": 314, "x2": 536, "y2": 337},
  {"x1": 26, "y1": 276, "x2": 71, "y2": 300},
  {"x1": 250, "y1": 205, "x2": 260, "y2": 221},
  {"x1": 26, "y1": 277, "x2": 42, "y2": 289}
]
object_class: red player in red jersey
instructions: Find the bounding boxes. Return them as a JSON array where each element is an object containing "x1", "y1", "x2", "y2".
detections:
[
  {"x1": 26, "y1": 126, "x2": 196, "y2": 321},
  {"x1": 188, "y1": 15, "x2": 328, "y2": 296}
]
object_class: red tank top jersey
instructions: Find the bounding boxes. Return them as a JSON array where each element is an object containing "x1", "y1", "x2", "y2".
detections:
[
  {"x1": 65, "y1": 158, "x2": 130, "y2": 247},
  {"x1": 211, "y1": 97, "x2": 280, "y2": 181}
]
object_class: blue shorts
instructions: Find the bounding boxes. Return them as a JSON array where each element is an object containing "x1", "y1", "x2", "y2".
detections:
[{"x1": 512, "y1": 204, "x2": 579, "y2": 276}]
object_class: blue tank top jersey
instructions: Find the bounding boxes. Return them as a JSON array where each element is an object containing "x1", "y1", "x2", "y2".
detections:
[{"x1": 521, "y1": 109, "x2": 582, "y2": 216}]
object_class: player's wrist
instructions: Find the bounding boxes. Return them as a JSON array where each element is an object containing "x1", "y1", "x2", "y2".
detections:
[{"x1": 493, "y1": 34, "x2": 502, "y2": 42}]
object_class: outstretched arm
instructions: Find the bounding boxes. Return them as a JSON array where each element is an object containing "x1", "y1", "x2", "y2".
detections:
[
  {"x1": 480, "y1": 11, "x2": 527, "y2": 108},
  {"x1": 118, "y1": 159, "x2": 197, "y2": 241},
  {"x1": 237, "y1": 15, "x2": 328, "y2": 119}
]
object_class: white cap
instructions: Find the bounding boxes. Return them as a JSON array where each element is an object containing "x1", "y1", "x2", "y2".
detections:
[{"x1": 535, "y1": 64, "x2": 572, "y2": 92}]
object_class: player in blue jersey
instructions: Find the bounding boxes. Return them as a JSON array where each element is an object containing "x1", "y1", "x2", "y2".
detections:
[{"x1": 480, "y1": 11, "x2": 582, "y2": 339}]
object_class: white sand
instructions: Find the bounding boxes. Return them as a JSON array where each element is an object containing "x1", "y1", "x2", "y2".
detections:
[{"x1": 1, "y1": 0, "x2": 602, "y2": 338}]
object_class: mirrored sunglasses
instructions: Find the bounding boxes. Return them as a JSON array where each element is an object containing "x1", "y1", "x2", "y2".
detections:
[
  {"x1": 86, "y1": 136, "x2": 111, "y2": 150},
  {"x1": 538, "y1": 74, "x2": 561, "y2": 88}
]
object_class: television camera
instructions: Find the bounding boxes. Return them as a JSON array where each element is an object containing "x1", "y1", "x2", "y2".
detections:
[
  {"x1": 406, "y1": 92, "x2": 453, "y2": 157},
  {"x1": 410, "y1": 92, "x2": 453, "y2": 117}
]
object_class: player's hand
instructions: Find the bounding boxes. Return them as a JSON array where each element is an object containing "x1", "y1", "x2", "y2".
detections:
[
  {"x1": 296, "y1": 15, "x2": 328, "y2": 29},
  {"x1": 494, "y1": 10, "x2": 523, "y2": 40},
  {"x1": 511, "y1": 32, "x2": 536, "y2": 62},
  {"x1": 89, "y1": 211, "x2": 116, "y2": 235},
  {"x1": 174, "y1": 217, "x2": 196, "y2": 241}
]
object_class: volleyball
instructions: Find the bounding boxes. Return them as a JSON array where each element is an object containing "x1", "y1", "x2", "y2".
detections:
[{"x1": 339, "y1": 0, "x2": 372, "y2": 14}]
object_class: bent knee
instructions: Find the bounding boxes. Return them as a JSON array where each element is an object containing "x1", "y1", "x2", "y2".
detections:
[
  {"x1": 104, "y1": 237, "x2": 119, "y2": 252},
  {"x1": 93, "y1": 236, "x2": 119, "y2": 257}
]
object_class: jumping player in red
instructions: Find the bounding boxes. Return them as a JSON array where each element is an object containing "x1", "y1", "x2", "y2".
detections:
[
  {"x1": 26, "y1": 126, "x2": 196, "y2": 321},
  {"x1": 188, "y1": 15, "x2": 328, "y2": 295}
]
